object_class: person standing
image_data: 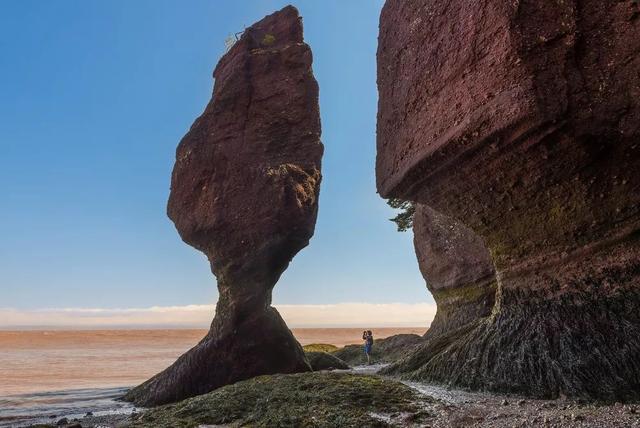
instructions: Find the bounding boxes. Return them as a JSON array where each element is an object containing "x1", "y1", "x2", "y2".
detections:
[{"x1": 362, "y1": 330, "x2": 374, "y2": 364}]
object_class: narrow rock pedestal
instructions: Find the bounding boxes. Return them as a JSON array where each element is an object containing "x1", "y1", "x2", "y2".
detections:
[{"x1": 126, "y1": 5, "x2": 323, "y2": 406}]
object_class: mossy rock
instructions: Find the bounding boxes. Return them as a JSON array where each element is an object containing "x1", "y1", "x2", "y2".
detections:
[
  {"x1": 128, "y1": 372, "x2": 433, "y2": 427},
  {"x1": 332, "y1": 334, "x2": 423, "y2": 366},
  {"x1": 306, "y1": 351, "x2": 350, "y2": 370},
  {"x1": 303, "y1": 343, "x2": 339, "y2": 353},
  {"x1": 261, "y1": 33, "x2": 276, "y2": 46}
]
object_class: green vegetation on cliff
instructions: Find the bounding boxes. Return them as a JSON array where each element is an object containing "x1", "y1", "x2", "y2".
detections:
[{"x1": 386, "y1": 199, "x2": 415, "y2": 232}]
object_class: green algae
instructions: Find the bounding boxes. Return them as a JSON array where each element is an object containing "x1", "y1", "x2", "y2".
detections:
[
  {"x1": 430, "y1": 280, "x2": 496, "y2": 305},
  {"x1": 303, "y1": 343, "x2": 339, "y2": 353},
  {"x1": 305, "y1": 351, "x2": 350, "y2": 370},
  {"x1": 128, "y1": 372, "x2": 432, "y2": 428}
]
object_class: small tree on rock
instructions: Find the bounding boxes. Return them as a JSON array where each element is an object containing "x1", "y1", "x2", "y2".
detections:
[{"x1": 387, "y1": 199, "x2": 415, "y2": 232}]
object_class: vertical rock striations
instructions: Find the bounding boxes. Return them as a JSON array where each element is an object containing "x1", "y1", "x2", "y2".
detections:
[
  {"x1": 126, "y1": 5, "x2": 322, "y2": 406},
  {"x1": 378, "y1": 0, "x2": 640, "y2": 400}
]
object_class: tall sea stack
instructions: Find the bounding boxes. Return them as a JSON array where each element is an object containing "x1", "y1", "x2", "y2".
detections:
[
  {"x1": 126, "y1": 5, "x2": 322, "y2": 406},
  {"x1": 377, "y1": 0, "x2": 640, "y2": 400}
]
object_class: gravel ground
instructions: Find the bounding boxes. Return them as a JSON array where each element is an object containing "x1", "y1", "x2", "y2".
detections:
[
  {"x1": 404, "y1": 381, "x2": 640, "y2": 427},
  {"x1": 51, "y1": 395, "x2": 640, "y2": 428}
]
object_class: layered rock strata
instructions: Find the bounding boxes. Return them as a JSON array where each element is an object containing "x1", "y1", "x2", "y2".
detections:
[
  {"x1": 378, "y1": 0, "x2": 640, "y2": 400},
  {"x1": 126, "y1": 5, "x2": 322, "y2": 406}
]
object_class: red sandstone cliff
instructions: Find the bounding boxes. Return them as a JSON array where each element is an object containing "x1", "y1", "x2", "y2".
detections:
[
  {"x1": 126, "y1": 5, "x2": 322, "y2": 406},
  {"x1": 378, "y1": 0, "x2": 640, "y2": 400},
  {"x1": 413, "y1": 204, "x2": 496, "y2": 338}
]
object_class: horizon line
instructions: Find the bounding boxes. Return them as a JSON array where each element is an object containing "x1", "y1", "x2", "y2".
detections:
[
  {"x1": 0, "y1": 302, "x2": 436, "y2": 330},
  {"x1": 0, "y1": 324, "x2": 430, "y2": 331}
]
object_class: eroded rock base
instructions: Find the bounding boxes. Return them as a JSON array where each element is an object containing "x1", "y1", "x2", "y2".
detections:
[
  {"x1": 124, "y1": 306, "x2": 309, "y2": 406},
  {"x1": 385, "y1": 238, "x2": 640, "y2": 401}
]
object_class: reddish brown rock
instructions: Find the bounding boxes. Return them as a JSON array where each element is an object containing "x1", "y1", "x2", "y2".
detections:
[
  {"x1": 125, "y1": 5, "x2": 322, "y2": 406},
  {"x1": 413, "y1": 204, "x2": 496, "y2": 338},
  {"x1": 378, "y1": 0, "x2": 640, "y2": 400}
]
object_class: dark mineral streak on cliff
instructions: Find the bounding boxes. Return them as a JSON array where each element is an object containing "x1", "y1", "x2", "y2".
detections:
[
  {"x1": 378, "y1": 0, "x2": 640, "y2": 400},
  {"x1": 125, "y1": 5, "x2": 322, "y2": 406}
]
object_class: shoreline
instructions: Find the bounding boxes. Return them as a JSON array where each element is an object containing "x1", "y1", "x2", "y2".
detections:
[
  {"x1": 5, "y1": 368, "x2": 639, "y2": 428},
  {"x1": 0, "y1": 327, "x2": 426, "y2": 396}
]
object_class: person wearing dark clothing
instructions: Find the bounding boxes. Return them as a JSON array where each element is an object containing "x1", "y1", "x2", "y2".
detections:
[{"x1": 363, "y1": 330, "x2": 374, "y2": 364}]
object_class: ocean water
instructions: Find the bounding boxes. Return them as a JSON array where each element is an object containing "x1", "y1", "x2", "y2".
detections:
[
  {"x1": 0, "y1": 327, "x2": 424, "y2": 425},
  {"x1": 0, "y1": 387, "x2": 134, "y2": 428}
]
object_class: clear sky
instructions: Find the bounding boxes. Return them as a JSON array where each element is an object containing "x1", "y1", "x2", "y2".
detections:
[{"x1": 0, "y1": 1, "x2": 433, "y2": 326}]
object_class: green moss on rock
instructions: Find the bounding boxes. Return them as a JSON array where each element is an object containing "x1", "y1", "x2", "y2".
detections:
[
  {"x1": 305, "y1": 351, "x2": 350, "y2": 370},
  {"x1": 261, "y1": 33, "x2": 276, "y2": 45},
  {"x1": 128, "y1": 372, "x2": 432, "y2": 427},
  {"x1": 303, "y1": 343, "x2": 339, "y2": 353}
]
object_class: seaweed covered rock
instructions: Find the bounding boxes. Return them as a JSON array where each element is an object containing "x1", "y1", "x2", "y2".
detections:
[
  {"x1": 129, "y1": 372, "x2": 433, "y2": 428},
  {"x1": 303, "y1": 343, "x2": 339, "y2": 353},
  {"x1": 126, "y1": 5, "x2": 322, "y2": 406},
  {"x1": 333, "y1": 334, "x2": 423, "y2": 366},
  {"x1": 306, "y1": 352, "x2": 350, "y2": 371},
  {"x1": 378, "y1": 0, "x2": 640, "y2": 400}
]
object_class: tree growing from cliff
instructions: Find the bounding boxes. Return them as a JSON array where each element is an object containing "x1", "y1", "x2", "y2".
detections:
[{"x1": 387, "y1": 198, "x2": 415, "y2": 232}]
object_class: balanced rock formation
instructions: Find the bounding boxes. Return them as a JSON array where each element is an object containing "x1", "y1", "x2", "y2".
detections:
[
  {"x1": 126, "y1": 5, "x2": 322, "y2": 406},
  {"x1": 378, "y1": 0, "x2": 640, "y2": 400}
]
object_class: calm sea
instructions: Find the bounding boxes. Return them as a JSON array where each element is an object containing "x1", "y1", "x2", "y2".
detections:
[{"x1": 0, "y1": 328, "x2": 424, "y2": 426}]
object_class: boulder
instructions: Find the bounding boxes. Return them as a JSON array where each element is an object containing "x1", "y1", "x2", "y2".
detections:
[
  {"x1": 378, "y1": 0, "x2": 640, "y2": 400},
  {"x1": 126, "y1": 5, "x2": 322, "y2": 406},
  {"x1": 129, "y1": 372, "x2": 431, "y2": 427},
  {"x1": 333, "y1": 334, "x2": 423, "y2": 366},
  {"x1": 305, "y1": 352, "x2": 350, "y2": 371},
  {"x1": 302, "y1": 343, "x2": 339, "y2": 353}
]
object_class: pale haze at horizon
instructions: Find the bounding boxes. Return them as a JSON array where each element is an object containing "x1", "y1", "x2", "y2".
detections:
[{"x1": 0, "y1": 1, "x2": 434, "y2": 326}]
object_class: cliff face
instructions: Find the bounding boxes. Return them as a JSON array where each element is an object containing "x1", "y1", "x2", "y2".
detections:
[
  {"x1": 413, "y1": 204, "x2": 496, "y2": 338},
  {"x1": 126, "y1": 5, "x2": 322, "y2": 406},
  {"x1": 378, "y1": 0, "x2": 640, "y2": 399}
]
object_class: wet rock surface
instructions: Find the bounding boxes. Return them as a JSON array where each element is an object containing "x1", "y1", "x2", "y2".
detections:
[
  {"x1": 377, "y1": 0, "x2": 640, "y2": 399},
  {"x1": 125, "y1": 5, "x2": 322, "y2": 406},
  {"x1": 128, "y1": 372, "x2": 432, "y2": 428},
  {"x1": 25, "y1": 377, "x2": 640, "y2": 427}
]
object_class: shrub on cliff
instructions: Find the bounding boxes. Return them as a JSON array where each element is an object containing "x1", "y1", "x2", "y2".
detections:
[{"x1": 387, "y1": 199, "x2": 415, "y2": 232}]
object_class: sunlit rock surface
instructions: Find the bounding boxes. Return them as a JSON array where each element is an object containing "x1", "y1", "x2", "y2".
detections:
[
  {"x1": 126, "y1": 5, "x2": 322, "y2": 406},
  {"x1": 378, "y1": 0, "x2": 640, "y2": 400}
]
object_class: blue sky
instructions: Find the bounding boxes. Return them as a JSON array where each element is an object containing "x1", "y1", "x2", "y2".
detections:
[{"x1": 0, "y1": 1, "x2": 431, "y2": 322}]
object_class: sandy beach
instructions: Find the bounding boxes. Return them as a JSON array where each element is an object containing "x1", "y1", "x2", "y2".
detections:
[
  {"x1": 0, "y1": 327, "x2": 425, "y2": 396},
  {"x1": 2, "y1": 328, "x2": 639, "y2": 428}
]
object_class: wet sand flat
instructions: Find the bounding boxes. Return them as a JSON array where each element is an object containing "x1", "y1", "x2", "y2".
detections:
[{"x1": 0, "y1": 327, "x2": 425, "y2": 396}]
